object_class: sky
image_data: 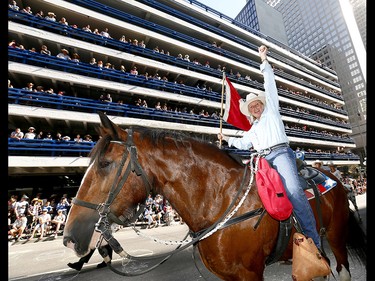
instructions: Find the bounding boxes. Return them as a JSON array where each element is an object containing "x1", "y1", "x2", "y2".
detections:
[{"x1": 197, "y1": 0, "x2": 247, "y2": 18}]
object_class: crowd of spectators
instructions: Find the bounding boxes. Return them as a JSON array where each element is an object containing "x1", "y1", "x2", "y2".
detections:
[
  {"x1": 8, "y1": 193, "x2": 71, "y2": 241},
  {"x1": 8, "y1": 192, "x2": 184, "y2": 242},
  {"x1": 9, "y1": 126, "x2": 94, "y2": 143}
]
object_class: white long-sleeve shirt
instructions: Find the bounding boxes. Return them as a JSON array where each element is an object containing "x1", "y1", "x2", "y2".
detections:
[{"x1": 227, "y1": 60, "x2": 289, "y2": 151}]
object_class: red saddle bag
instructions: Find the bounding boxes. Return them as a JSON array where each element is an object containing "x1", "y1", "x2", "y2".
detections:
[{"x1": 256, "y1": 157, "x2": 293, "y2": 221}]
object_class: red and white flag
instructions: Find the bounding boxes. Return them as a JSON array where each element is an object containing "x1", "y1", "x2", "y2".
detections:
[{"x1": 222, "y1": 77, "x2": 251, "y2": 131}]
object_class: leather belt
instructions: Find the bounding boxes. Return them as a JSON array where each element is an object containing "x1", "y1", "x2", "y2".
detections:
[{"x1": 259, "y1": 142, "x2": 289, "y2": 155}]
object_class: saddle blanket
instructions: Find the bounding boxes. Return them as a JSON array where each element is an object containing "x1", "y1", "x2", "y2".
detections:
[{"x1": 305, "y1": 173, "x2": 337, "y2": 200}]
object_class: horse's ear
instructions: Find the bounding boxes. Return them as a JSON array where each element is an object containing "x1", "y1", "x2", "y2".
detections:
[{"x1": 98, "y1": 111, "x2": 120, "y2": 139}]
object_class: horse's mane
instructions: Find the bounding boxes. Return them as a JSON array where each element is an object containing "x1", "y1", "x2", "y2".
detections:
[{"x1": 89, "y1": 125, "x2": 244, "y2": 166}]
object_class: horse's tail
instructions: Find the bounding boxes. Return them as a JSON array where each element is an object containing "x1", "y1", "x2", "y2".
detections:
[{"x1": 346, "y1": 209, "x2": 366, "y2": 266}]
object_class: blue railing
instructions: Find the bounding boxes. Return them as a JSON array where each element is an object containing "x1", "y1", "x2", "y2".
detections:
[
  {"x1": 8, "y1": 138, "x2": 95, "y2": 156},
  {"x1": 8, "y1": 47, "x2": 222, "y2": 102},
  {"x1": 8, "y1": 138, "x2": 359, "y2": 161},
  {"x1": 8, "y1": 88, "x2": 229, "y2": 129},
  {"x1": 9, "y1": 88, "x2": 355, "y2": 144},
  {"x1": 8, "y1": 46, "x2": 347, "y2": 116}
]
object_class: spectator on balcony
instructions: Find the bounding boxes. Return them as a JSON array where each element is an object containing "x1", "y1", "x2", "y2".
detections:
[
  {"x1": 24, "y1": 127, "x2": 36, "y2": 139},
  {"x1": 8, "y1": 79, "x2": 13, "y2": 88},
  {"x1": 45, "y1": 87, "x2": 55, "y2": 95},
  {"x1": 9, "y1": 40, "x2": 17, "y2": 48},
  {"x1": 59, "y1": 17, "x2": 68, "y2": 25},
  {"x1": 155, "y1": 101, "x2": 162, "y2": 110},
  {"x1": 130, "y1": 66, "x2": 138, "y2": 75},
  {"x1": 8, "y1": 1, "x2": 19, "y2": 11},
  {"x1": 55, "y1": 132, "x2": 63, "y2": 142},
  {"x1": 120, "y1": 65, "x2": 126, "y2": 72},
  {"x1": 62, "y1": 136, "x2": 71, "y2": 141},
  {"x1": 83, "y1": 135, "x2": 93, "y2": 142},
  {"x1": 135, "y1": 98, "x2": 142, "y2": 106},
  {"x1": 74, "y1": 134, "x2": 83, "y2": 143},
  {"x1": 139, "y1": 40, "x2": 146, "y2": 48},
  {"x1": 97, "y1": 60, "x2": 104, "y2": 69},
  {"x1": 93, "y1": 28, "x2": 100, "y2": 35},
  {"x1": 56, "y1": 49, "x2": 71, "y2": 60},
  {"x1": 211, "y1": 111, "x2": 219, "y2": 119},
  {"x1": 10, "y1": 128, "x2": 24, "y2": 140},
  {"x1": 40, "y1": 44, "x2": 51, "y2": 56},
  {"x1": 44, "y1": 132, "x2": 53, "y2": 140},
  {"x1": 177, "y1": 53, "x2": 183, "y2": 60},
  {"x1": 102, "y1": 93, "x2": 112, "y2": 103},
  {"x1": 23, "y1": 82, "x2": 34, "y2": 91},
  {"x1": 45, "y1": 12, "x2": 57, "y2": 22},
  {"x1": 184, "y1": 54, "x2": 190, "y2": 62},
  {"x1": 89, "y1": 57, "x2": 97, "y2": 65},
  {"x1": 36, "y1": 131, "x2": 44, "y2": 139},
  {"x1": 71, "y1": 52, "x2": 80, "y2": 63},
  {"x1": 119, "y1": 35, "x2": 127, "y2": 42},
  {"x1": 100, "y1": 28, "x2": 112, "y2": 38},
  {"x1": 21, "y1": 6, "x2": 32, "y2": 14},
  {"x1": 82, "y1": 24, "x2": 92, "y2": 32},
  {"x1": 35, "y1": 10, "x2": 44, "y2": 18}
]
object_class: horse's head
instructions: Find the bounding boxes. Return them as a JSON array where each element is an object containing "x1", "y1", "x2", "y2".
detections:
[{"x1": 63, "y1": 112, "x2": 150, "y2": 257}]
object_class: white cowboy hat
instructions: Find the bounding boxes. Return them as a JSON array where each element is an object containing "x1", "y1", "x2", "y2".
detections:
[
  {"x1": 313, "y1": 159, "x2": 323, "y2": 164},
  {"x1": 239, "y1": 92, "x2": 266, "y2": 117}
]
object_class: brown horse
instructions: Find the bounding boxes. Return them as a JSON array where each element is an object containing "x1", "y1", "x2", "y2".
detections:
[{"x1": 63, "y1": 112, "x2": 365, "y2": 280}]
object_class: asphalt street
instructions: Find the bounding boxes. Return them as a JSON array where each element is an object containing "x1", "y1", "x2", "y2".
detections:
[{"x1": 8, "y1": 193, "x2": 366, "y2": 281}]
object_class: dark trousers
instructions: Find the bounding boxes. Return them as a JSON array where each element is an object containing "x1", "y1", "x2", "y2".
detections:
[{"x1": 79, "y1": 244, "x2": 113, "y2": 263}]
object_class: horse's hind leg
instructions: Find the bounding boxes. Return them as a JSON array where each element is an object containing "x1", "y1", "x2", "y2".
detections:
[{"x1": 326, "y1": 235, "x2": 351, "y2": 281}]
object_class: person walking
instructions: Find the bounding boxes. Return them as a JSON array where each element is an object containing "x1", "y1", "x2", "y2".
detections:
[{"x1": 218, "y1": 45, "x2": 322, "y2": 250}]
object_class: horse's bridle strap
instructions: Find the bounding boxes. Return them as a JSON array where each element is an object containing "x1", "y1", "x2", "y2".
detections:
[{"x1": 72, "y1": 197, "x2": 126, "y2": 226}]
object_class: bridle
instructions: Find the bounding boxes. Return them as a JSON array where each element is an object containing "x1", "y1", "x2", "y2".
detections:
[{"x1": 72, "y1": 128, "x2": 152, "y2": 257}]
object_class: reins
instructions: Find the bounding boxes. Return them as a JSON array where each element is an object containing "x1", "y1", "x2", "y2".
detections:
[{"x1": 72, "y1": 130, "x2": 264, "y2": 276}]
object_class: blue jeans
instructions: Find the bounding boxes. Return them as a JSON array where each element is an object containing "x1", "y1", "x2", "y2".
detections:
[{"x1": 264, "y1": 146, "x2": 321, "y2": 249}]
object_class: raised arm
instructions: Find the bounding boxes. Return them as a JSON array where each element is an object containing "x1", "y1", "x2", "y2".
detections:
[{"x1": 258, "y1": 45, "x2": 279, "y2": 111}]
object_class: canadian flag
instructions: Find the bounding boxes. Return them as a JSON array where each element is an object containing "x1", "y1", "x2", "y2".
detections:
[{"x1": 223, "y1": 77, "x2": 251, "y2": 131}]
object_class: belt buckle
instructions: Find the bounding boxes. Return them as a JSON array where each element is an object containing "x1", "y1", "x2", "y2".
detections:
[{"x1": 261, "y1": 148, "x2": 271, "y2": 156}]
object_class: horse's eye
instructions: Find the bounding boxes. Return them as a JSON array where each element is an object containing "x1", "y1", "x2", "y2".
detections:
[{"x1": 99, "y1": 160, "x2": 111, "y2": 169}]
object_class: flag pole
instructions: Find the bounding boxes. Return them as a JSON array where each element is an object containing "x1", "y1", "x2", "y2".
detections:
[{"x1": 219, "y1": 71, "x2": 226, "y2": 148}]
